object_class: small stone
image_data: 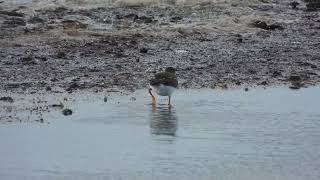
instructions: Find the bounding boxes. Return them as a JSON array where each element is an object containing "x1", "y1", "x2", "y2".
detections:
[
  {"x1": 140, "y1": 48, "x2": 148, "y2": 53},
  {"x1": 50, "y1": 102, "x2": 64, "y2": 109},
  {"x1": 62, "y1": 109, "x2": 73, "y2": 116},
  {"x1": 244, "y1": 87, "x2": 249, "y2": 91},
  {"x1": 104, "y1": 97, "x2": 108, "y2": 102},
  {"x1": 46, "y1": 86, "x2": 52, "y2": 91}
]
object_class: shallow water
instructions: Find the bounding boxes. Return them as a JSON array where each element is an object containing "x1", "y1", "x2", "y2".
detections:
[{"x1": 1, "y1": 86, "x2": 320, "y2": 180}]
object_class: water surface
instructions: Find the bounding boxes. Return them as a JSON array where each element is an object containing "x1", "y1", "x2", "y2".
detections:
[{"x1": 1, "y1": 86, "x2": 320, "y2": 180}]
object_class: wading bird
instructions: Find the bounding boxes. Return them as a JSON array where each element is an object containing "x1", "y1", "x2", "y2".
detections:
[{"x1": 149, "y1": 67, "x2": 178, "y2": 106}]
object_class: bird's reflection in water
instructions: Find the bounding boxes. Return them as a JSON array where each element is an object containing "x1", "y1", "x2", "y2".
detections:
[{"x1": 149, "y1": 105, "x2": 178, "y2": 136}]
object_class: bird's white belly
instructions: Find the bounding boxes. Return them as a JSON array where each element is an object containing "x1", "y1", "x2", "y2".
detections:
[{"x1": 153, "y1": 84, "x2": 176, "y2": 96}]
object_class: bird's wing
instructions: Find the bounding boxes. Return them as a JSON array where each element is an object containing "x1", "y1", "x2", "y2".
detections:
[{"x1": 150, "y1": 73, "x2": 178, "y2": 88}]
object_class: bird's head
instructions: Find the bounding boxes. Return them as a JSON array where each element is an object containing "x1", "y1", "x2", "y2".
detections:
[{"x1": 165, "y1": 67, "x2": 176, "y2": 74}]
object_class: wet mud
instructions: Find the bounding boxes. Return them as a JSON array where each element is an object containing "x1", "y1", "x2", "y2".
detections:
[{"x1": 0, "y1": 0, "x2": 320, "y2": 122}]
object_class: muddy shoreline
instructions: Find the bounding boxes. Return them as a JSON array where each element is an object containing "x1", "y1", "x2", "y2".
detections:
[{"x1": 1, "y1": 0, "x2": 320, "y2": 122}]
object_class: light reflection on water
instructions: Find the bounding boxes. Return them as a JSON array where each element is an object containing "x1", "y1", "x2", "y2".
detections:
[{"x1": 150, "y1": 105, "x2": 178, "y2": 136}]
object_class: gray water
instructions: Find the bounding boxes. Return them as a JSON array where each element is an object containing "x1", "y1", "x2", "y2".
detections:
[{"x1": 0, "y1": 86, "x2": 320, "y2": 180}]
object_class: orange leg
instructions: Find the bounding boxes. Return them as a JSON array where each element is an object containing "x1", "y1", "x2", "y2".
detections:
[{"x1": 149, "y1": 88, "x2": 156, "y2": 105}]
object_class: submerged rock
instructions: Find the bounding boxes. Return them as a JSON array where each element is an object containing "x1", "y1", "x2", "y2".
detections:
[{"x1": 62, "y1": 109, "x2": 73, "y2": 116}]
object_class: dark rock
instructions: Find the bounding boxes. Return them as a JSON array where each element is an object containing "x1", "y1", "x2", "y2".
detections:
[
  {"x1": 272, "y1": 71, "x2": 282, "y2": 77},
  {"x1": 0, "y1": 10, "x2": 24, "y2": 17},
  {"x1": 3, "y1": 17, "x2": 26, "y2": 27},
  {"x1": 28, "y1": 16, "x2": 45, "y2": 23},
  {"x1": 289, "y1": 85, "x2": 300, "y2": 90},
  {"x1": 124, "y1": 13, "x2": 138, "y2": 20},
  {"x1": 259, "y1": 81, "x2": 268, "y2": 85},
  {"x1": 20, "y1": 56, "x2": 37, "y2": 65},
  {"x1": 289, "y1": 81, "x2": 304, "y2": 90},
  {"x1": 138, "y1": 16, "x2": 153, "y2": 23},
  {"x1": 57, "y1": 51, "x2": 66, "y2": 58},
  {"x1": 62, "y1": 109, "x2": 73, "y2": 116},
  {"x1": 252, "y1": 20, "x2": 268, "y2": 30},
  {"x1": 305, "y1": 0, "x2": 320, "y2": 11},
  {"x1": 104, "y1": 96, "x2": 108, "y2": 102},
  {"x1": 40, "y1": 57, "x2": 47, "y2": 61},
  {"x1": 288, "y1": 75, "x2": 302, "y2": 81},
  {"x1": 311, "y1": 64, "x2": 317, "y2": 69},
  {"x1": 268, "y1": 24, "x2": 284, "y2": 30},
  {"x1": 235, "y1": 81, "x2": 241, "y2": 85},
  {"x1": 50, "y1": 102, "x2": 64, "y2": 109},
  {"x1": 251, "y1": 20, "x2": 284, "y2": 30},
  {"x1": 248, "y1": 69, "x2": 257, "y2": 74},
  {"x1": 0, "y1": 96, "x2": 14, "y2": 103},
  {"x1": 244, "y1": 87, "x2": 249, "y2": 91},
  {"x1": 66, "y1": 82, "x2": 80, "y2": 92},
  {"x1": 140, "y1": 48, "x2": 148, "y2": 53},
  {"x1": 289, "y1": 2, "x2": 299, "y2": 9},
  {"x1": 46, "y1": 86, "x2": 52, "y2": 91},
  {"x1": 170, "y1": 16, "x2": 183, "y2": 22}
]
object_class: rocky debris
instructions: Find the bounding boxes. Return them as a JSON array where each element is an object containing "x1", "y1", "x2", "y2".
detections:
[
  {"x1": 3, "y1": 17, "x2": 26, "y2": 28},
  {"x1": 0, "y1": 97, "x2": 14, "y2": 103},
  {"x1": 251, "y1": 20, "x2": 284, "y2": 30},
  {"x1": 62, "y1": 109, "x2": 73, "y2": 116}
]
